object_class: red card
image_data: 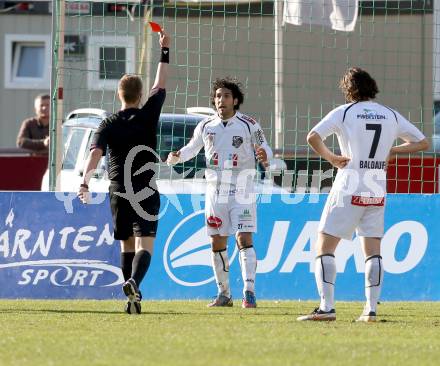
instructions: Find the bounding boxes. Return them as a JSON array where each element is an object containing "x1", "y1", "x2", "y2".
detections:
[{"x1": 148, "y1": 22, "x2": 162, "y2": 33}]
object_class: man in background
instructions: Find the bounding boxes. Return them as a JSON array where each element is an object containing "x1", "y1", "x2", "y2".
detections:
[{"x1": 17, "y1": 94, "x2": 50, "y2": 154}]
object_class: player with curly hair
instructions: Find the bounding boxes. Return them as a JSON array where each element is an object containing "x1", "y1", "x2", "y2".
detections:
[{"x1": 167, "y1": 77, "x2": 273, "y2": 308}]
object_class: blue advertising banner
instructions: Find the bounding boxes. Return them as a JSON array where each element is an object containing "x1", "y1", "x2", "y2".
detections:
[{"x1": 0, "y1": 192, "x2": 438, "y2": 300}]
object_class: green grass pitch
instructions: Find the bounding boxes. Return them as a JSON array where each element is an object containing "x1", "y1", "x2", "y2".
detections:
[{"x1": 0, "y1": 300, "x2": 439, "y2": 366}]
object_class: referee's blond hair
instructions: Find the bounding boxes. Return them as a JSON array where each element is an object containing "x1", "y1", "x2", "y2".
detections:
[{"x1": 118, "y1": 74, "x2": 143, "y2": 104}]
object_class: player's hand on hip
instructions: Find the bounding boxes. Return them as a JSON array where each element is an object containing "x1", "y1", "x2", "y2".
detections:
[
  {"x1": 77, "y1": 186, "x2": 90, "y2": 204},
  {"x1": 329, "y1": 154, "x2": 350, "y2": 169},
  {"x1": 159, "y1": 29, "x2": 171, "y2": 48},
  {"x1": 254, "y1": 144, "x2": 268, "y2": 167},
  {"x1": 167, "y1": 151, "x2": 180, "y2": 166}
]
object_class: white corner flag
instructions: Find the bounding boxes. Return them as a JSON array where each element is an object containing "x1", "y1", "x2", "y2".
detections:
[{"x1": 283, "y1": 0, "x2": 359, "y2": 32}]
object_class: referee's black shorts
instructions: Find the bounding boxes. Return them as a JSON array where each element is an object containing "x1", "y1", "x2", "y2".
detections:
[{"x1": 109, "y1": 183, "x2": 160, "y2": 240}]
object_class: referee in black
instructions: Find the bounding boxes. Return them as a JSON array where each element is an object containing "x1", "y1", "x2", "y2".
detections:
[{"x1": 78, "y1": 29, "x2": 170, "y2": 314}]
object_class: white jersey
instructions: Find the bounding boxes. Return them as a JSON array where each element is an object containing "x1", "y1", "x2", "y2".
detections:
[
  {"x1": 178, "y1": 111, "x2": 273, "y2": 188},
  {"x1": 311, "y1": 101, "x2": 425, "y2": 197}
]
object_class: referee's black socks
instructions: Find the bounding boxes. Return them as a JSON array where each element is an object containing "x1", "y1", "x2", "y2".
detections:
[
  {"x1": 131, "y1": 250, "x2": 152, "y2": 287},
  {"x1": 121, "y1": 252, "x2": 135, "y2": 282}
]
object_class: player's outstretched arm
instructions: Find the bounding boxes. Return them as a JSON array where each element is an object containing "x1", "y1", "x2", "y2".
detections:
[
  {"x1": 77, "y1": 148, "x2": 103, "y2": 203},
  {"x1": 307, "y1": 131, "x2": 350, "y2": 169},
  {"x1": 167, "y1": 121, "x2": 205, "y2": 166},
  {"x1": 151, "y1": 30, "x2": 170, "y2": 90}
]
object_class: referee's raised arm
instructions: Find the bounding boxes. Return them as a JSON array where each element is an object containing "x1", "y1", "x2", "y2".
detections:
[{"x1": 151, "y1": 29, "x2": 170, "y2": 90}]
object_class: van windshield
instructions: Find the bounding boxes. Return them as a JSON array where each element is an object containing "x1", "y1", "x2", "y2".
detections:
[
  {"x1": 157, "y1": 119, "x2": 206, "y2": 176},
  {"x1": 63, "y1": 128, "x2": 87, "y2": 169},
  {"x1": 157, "y1": 123, "x2": 194, "y2": 161}
]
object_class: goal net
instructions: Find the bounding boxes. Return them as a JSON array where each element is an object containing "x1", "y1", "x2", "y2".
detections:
[{"x1": 51, "y1": 0, "x2": 438, "y2": 193}]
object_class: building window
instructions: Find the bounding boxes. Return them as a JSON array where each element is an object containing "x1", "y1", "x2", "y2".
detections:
[
  {"x1": 4, "y1": 34, "x2": 51, "y2": 89},
  {"x1": 99, "y1": 47, "x2": 126, "y2": 80},
  {"x1": 88, "y1": 36, "x2": 135, "y2": 90}
]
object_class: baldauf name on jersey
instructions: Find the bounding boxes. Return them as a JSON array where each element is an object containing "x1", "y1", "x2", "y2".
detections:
[{"x1": 359, "y1": 160, "x2": 386, "y2": 169}]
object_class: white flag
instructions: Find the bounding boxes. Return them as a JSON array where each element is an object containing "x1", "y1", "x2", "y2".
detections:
[{"x1": 283, "y1": 0, "x2": 359, "y2": 32}]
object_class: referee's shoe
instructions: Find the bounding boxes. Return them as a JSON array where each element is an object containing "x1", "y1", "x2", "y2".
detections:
[{"x1": 123, "y1": 278, "x2": 142, "y2": 314}]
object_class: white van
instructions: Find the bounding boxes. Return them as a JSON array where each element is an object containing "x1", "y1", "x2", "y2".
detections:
[{"x1": 42, "y1": 108, "x2": 287, "y2": 193}]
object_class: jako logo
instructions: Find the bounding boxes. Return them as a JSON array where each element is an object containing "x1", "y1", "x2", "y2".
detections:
[
  {"x1": 163, "y1": 210, "x2": 238, "y2": 286},
  {"x1": 164, "y1": 215, "x2": 428, "y2": 287}
]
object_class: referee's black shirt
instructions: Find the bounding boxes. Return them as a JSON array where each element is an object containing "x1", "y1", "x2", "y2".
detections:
[{"x1": 91, "y1": 88, "x2": 166, "y2": 188}]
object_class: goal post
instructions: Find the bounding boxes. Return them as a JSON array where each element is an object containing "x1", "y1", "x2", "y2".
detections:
[{"x1": 49, "y1": 0, "x2": 65, "y2": 191}]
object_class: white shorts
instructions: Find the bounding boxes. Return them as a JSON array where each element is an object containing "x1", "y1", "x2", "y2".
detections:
[
  {"x1": 318, "y1": 190, "x2": 385, "y2": 240},
  {"x1": 205, "y1": 187, "x2": 257, "y2": 237}
]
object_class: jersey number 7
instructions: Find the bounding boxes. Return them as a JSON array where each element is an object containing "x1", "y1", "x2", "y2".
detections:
[{"x1": 366, "y1": 124, "x2": 382, "y2": 159}]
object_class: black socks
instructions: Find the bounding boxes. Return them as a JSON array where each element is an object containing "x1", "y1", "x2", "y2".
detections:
[
  {"x1": 131, "y1": 250, "x2": 152, "y2": 286},
  {"x1": 120, "y1": 252, "x2": 135, "y2": 282}
]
